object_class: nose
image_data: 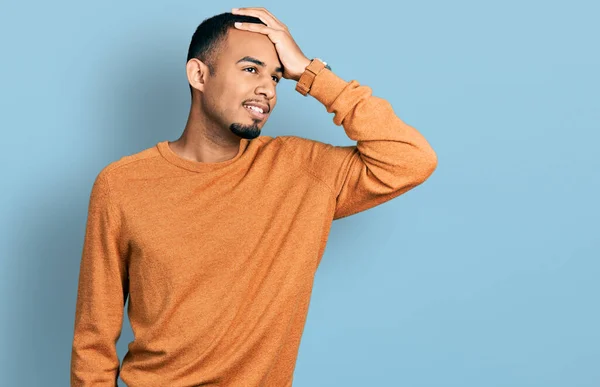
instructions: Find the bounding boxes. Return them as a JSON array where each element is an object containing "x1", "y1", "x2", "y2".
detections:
[{"x1": 255, "y1": 77, "x2": 276, "y2": 100}]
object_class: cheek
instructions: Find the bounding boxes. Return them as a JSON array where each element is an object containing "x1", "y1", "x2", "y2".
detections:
[
  {"x1": 207, "y1": 86, "x2": 237, "y2": 114},
  {"x1": 269, "y1": 96, "x2": 278, "y2": 112},
  {"x1": 201, "y1": 91, "x2": 231, "y2": 123}
]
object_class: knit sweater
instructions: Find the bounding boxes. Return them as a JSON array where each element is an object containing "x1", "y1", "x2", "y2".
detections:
[{"x1": 70, "y1": 68, "x2": 438, "y2": 387}]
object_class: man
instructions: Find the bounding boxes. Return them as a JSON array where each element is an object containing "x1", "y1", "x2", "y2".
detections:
[{"x1": 70, "y1": 7, "x2": 438, "y2": 387}]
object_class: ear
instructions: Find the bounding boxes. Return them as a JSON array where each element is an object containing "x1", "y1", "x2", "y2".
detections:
[{"x1": 186, "y1": 58, "x2": 210, "y2": 93}]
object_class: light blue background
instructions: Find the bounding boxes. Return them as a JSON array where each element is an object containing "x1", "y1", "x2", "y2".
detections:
[{"x1": 1, "y1": 1, "x2": 598, "y2": 386}]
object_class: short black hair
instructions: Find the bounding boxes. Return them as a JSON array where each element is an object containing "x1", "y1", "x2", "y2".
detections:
[{"x1": 186, "y1": 12, "x2": 267, "y2": 98}]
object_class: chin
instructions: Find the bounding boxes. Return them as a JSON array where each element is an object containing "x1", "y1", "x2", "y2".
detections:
[{"x1": 230, "y1": 122, "x2": 261, "y2": 140}]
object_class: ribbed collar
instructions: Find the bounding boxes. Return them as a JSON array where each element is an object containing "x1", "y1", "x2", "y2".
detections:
[{"x1": 156, "y1": 138, "x2": 250, "y2": 172}]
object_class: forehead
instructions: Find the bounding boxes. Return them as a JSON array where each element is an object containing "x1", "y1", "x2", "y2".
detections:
[{"x1": 222, "y1": 28, "x2": 281, "y2": 66}]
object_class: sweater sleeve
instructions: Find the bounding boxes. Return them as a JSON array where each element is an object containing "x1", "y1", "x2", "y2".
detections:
[
  {"x1": 71, "y1": 170, "x2": 129, "y2": 386},
  {"x1": 283, "y1": 68, "x2": 438, "y2": 220}
]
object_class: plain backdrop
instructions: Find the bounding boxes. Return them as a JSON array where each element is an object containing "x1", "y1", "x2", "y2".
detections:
[{"x1": 1, "y1": 1, "x2": 598, "y2": 386}]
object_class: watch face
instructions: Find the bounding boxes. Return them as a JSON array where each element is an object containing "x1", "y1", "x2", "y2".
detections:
[{"x1": 315, "y1": 58, "x2": 331, "y2": 70}]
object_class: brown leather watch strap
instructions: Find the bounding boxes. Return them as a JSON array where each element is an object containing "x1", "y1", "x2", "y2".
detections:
[{"x1": 295, "y1": 59, "x2": 327, "y2": 96}]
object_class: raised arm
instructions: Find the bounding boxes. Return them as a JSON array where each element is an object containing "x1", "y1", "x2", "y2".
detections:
[{"x1": 283, "y1": 67, "x2": 438, "y2": 220}]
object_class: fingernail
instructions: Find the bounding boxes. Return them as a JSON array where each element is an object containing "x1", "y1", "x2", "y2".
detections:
[{"x1": 234, "y1": 22, "x2": 241, "y2": 27}]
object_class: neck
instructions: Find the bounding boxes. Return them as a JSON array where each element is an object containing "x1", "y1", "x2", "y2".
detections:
[{"x1": 169, "y1": 104, "x2": 242, "y2": 164}]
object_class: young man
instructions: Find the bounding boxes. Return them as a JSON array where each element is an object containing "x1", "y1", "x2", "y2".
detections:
[{"x1": 70, "y1": 7, "x2": 438, "y2": 387}]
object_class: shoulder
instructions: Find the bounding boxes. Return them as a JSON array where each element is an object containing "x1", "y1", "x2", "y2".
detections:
[
  {"x1": 94, "y1": 142, "x2": 162, "y2": 187},
  {"x1": 252, "y1": 134, "x2": 332, "y2": 160},
  {"x1": 275, "y1": 135, "x2": 358, "y2": 195},
  {"x1": 278, "y1": 135, "x2": 356, "y2": 166},
  {"x1": 278, "y1": 135, "x2": 335, "y2": 157}
]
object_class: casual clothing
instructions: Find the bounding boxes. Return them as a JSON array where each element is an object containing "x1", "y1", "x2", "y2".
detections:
[{"x1": 70, "y1": 68, "x2": 437, "y2": 386}]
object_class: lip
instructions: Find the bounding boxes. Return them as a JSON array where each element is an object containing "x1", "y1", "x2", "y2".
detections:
[{"x1": 243, "y1": 105, "x2": 268, "y2": 120}]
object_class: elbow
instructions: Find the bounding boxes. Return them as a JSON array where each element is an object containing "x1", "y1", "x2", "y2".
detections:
[
  {"x1": 423, "y1": 148, "x2": 438, "y2": 178},
  {"x1": 399, "y1": 148, "x2": 438, "y2": 188},
  {"x1": 368, "y1": 146, "x2": 438, "y2": 193},
  {"x1": 417, "y1": 148, "x2": 438, "y2": 183}
]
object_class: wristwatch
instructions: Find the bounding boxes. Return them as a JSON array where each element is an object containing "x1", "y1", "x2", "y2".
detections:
[{"x1": 295, "y1": 58, "x2": 331, "y2": 96}]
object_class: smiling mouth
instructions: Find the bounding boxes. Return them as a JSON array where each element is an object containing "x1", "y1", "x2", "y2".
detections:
[{"x1": 243, "y1": 105, "x2": 268, "y2": 120}]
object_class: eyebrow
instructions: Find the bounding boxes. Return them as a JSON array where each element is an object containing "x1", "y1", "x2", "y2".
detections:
[{"x1": 236, "y1": 56, "x2": 283, "y2": 75}]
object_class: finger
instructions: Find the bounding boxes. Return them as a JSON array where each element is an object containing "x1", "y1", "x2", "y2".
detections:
[
  {"x1": 231, "y1": 7, "x2": 278, "y2": 27},
  {"x1": 233, "y1": 22, "x2": 283, "y2": 35},
  {"x1": 231, "y1": 8, "x2": 287, "y2": 30},
  {"x1": 235, "y1": 7, "x2": 281, "y2": 23},
  {"x1": 254, "y1": 7, "x2": 288, "y2": 29}
]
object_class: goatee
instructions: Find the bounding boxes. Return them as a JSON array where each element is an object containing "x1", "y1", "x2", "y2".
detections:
[{"x1": 230, "y1": 121, "x2": 261, "y2": 140}]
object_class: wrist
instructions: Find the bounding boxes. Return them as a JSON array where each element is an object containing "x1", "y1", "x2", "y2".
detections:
[
  {"x1": 294, "y1": 58, "x2": 329, "y2": 96},
  {"x1": 293, "y1": 57, "x2": 312, "y2": 82}
]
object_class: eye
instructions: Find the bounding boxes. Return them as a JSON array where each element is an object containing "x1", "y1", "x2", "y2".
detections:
[{"x1": 243, "y1": 67, "x2": 281, "y2": 84}]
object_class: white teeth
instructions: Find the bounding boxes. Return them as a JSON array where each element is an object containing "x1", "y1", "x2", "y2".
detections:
[{"x1": 244, "y1": 105, "x2": 264, "y2": 114}]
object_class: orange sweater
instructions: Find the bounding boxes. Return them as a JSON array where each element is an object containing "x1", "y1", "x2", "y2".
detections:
[{"x1": 70, "y1": 68, "x2": 437, "y2": 386}]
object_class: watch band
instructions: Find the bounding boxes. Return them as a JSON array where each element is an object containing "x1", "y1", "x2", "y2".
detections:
[{"x1": 295, "y1": 58, "x2": 329, "y2": 96}]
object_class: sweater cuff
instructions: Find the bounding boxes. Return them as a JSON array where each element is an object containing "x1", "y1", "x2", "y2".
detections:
[{"x1": 306, "y1": 68, "x2": 349, "y2": 109}]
